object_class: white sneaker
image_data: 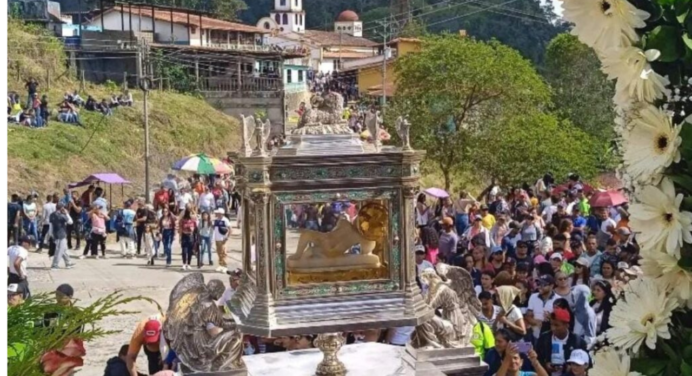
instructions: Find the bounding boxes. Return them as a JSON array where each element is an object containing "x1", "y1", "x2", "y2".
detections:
[
  {"x1": 182, "y1": 265, "x2": 187, "y2": 270},
  {"x1": 79, "y1": 255, "x2": 86, "y2": 260}
]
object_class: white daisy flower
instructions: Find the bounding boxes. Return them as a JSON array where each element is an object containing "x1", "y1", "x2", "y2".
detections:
[
  {"x1": 607, "y1": 277, "x2": 678, "y2": 352},
  {"x1": 602, "y1": 48, "x2": 670, "y2": 107},
  {"x1": 562, "y1": 0, "x2": 649, "y2": 51},
  {"x1": 629, "y1": 178, "x2": 692, "y2": 258},
  {"x1": 640, "y1": 250, "x2": 692, "y2": 307},
  {"x1": 590, "y1": 349, "x2": 642, "y2": 376},
  {"x1": 622, "y1": 105, "x2": 682, "y2": 184}
]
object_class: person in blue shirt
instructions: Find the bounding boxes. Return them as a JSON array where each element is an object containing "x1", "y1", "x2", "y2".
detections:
[
  {"x1": 484, "y1": 329, "x2": 535, "y2": 376},
  {"x1": 571, "y1": 207, "x2": 587, "y2": 234},
  {"x1": 495, "y1": 343, "x2": 548, "y2": 376}
]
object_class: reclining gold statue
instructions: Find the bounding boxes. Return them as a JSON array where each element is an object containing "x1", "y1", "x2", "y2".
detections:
[{"x1": 287, "y1": 216, "x2": 381, "y2": 273}]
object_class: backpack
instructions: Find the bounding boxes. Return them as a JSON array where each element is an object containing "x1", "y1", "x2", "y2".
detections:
[{"x1": 215, "y1": 218, "x2": 229, "y2": 236}]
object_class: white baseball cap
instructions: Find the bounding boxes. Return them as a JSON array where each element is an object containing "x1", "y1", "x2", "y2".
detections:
[
  {"x1": 550, "y1": 253, "x2": 563, "y2": 261},
  {"x1": 567, "y1": 349, "x2": 589, "y2": 366},
  {"x1": 214, "y1": 208, "x2": 225, "y2": 215}
]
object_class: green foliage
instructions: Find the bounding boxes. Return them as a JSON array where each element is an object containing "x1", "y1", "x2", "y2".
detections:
[
  {"x1": 103, "y1": 79, "x2": 119, "y2": 92},
  {"x1": 8, "y1": 292, "x2": 160, "y2": 376},
  {"x1": 391, "y1": 34, "x2": 553, "y2": 189},
  {"x1": 151, "y1": 50, "x2": 198, "y2": 94},
  {"x1": 543, "y1": 33, "x2": 618, "y2": 169},
  {"x1": 471, "y1": 112, "x2": 600, "y2": 186},
  {"x1": 398, "y1": 18, "x2": 428, "y2": 38}
]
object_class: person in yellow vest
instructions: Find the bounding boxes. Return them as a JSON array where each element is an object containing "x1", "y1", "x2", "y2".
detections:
[{"x1": 470, "y1": 320, "x2": 495, "y2": 358}]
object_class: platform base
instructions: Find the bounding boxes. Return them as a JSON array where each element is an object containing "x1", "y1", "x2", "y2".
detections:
[{"x1": 402, "y1": 345, "x2": 488, "y2": 376}]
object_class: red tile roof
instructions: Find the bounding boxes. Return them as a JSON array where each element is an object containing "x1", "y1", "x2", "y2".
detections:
[
  {"x1": 107, "y1": 6, "x2": 263, "y2": 33},
  {"x1": 302, "y1": 30, "x2": 379, "y2": 48},
  {"x1": 322, "y1": 50, "x2": 376, "y2": 59}
]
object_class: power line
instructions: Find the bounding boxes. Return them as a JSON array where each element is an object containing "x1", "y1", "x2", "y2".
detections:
[{"x1": 424, "y1": 0, "x2": 521, "y2": 28}]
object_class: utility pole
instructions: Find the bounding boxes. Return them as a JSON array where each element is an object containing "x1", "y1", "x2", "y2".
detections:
[
  {"x1": 138, "y1": 44, "x2": 151, "y2": 203},
  {"x1": 375, "y1": 17, "x2": 396, "y2": 116}
]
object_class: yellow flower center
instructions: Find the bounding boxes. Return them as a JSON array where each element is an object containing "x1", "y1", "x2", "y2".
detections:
[
  {"x1": 640, "y1": 313, "x2": 655, "y2": 326},
  {"x1": 655, "y1": 134, "x2": 670, "y2": 153}
]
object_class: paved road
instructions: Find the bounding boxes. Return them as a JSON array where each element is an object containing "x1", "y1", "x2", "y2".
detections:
[{"x1": 29, "y1": 223, "x2": 243, "y2": 375}]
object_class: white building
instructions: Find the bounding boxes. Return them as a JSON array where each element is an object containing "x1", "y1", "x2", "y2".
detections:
[
  {"x1": 86, "y1": 5, "x2": 266, "y2": 50},
  {"x1": 258, "y1": 7, "x2": 378, "y2": 74}
]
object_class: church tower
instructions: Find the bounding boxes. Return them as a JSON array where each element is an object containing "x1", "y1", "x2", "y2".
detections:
[{"x1": 269, "y1": 0, "x2": 305, "y2": 34}]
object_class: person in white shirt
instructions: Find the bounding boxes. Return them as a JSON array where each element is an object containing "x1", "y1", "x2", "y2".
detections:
[
  {"x1": 176, "y1": 188, "x2": 193, "y2": 212},
  {"x1": 8, "y1": 236, "x2": 31, "y2": 298},
  {"x1": 22, "y1": 194, "x2": 39, "y2": 248},
  {"x1": 216, "y1": 268, "x2": 242, "y2": 308},
  {"x1": 38, "y1": 194, "x2": 57, "y2": 252},
  {"x1": 541, "y1": 196, "x2": 558, "y2": 224},
  {"x1": 213, "y1": 208, "x2": 232, "y2": 269},
  {"x1": 198, "y1": 187, "x2": 216, "y2": 214},
  {"x1": 415, "y1": 249, "x2": 434, "y2": 275},
  {"x1": 526, "y1": 275, "x2": 558, "y2": 340}
]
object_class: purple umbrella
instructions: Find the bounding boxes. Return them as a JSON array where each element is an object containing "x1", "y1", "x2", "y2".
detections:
[{"x1": 424, "y1": 187, "x2": 449, "y2": 199}]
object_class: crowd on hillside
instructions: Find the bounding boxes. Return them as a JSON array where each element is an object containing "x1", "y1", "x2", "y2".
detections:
[{"x1": 7, "y1": 77, "x2": 134, "y2": 128}]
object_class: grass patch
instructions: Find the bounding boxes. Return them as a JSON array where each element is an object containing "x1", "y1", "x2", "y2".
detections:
[{"x1": 7, "y1": 20, "x2": 240, "y2": 198}]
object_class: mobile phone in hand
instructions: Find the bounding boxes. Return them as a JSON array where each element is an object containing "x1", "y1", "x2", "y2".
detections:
[{"x1": 514, "y1": 341, "x2": 532, "y2": 354}]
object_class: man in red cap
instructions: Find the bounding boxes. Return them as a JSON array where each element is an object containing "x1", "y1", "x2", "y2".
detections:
[
  {"x1": 126, "y1": 314, "x2": 166, "y2": 376},
  {"x1": 535, "y1": 308, "x2": 587, "y2": 376}
]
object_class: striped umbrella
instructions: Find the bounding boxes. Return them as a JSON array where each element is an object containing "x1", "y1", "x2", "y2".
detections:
[{"x1": 172, "y1": 153, "x2": 233, "y2": 175}]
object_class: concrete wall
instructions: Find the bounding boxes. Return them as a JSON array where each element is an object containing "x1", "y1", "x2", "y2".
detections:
[{"x1": 204, "y1": 93, "x2": 285, "y2": 135}]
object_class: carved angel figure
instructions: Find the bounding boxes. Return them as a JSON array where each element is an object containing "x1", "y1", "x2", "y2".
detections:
[
  {"x1": 163, "y1": 273, "x2": 245, "y2": 373},
  {"x1": 412, "y1": 263, "x2": 482, "y2": 349},
  {"x1": 395, "y1": 116, "x2": 412, "y2": 151},
  {"x1": 364, "y1": 108, "x2": 383, "y2": 150},
  {"x1": 253, "y1": 117, "x2": 271, "y2": 156},
  {"x1": 239, "y1": 114, "x2": 254, "y2": 157}
]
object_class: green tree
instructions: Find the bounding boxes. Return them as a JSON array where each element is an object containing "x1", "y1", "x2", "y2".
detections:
[
  {"x1": 471, "y1": 112, "x2": 600, "y2": 187},
  {"x1": 392, "y1": 34, "x2": 551, "y2": 190},
  {"x1": 544, "y1": 33, "x2": 616, "y2": 142},
  {"x1": 398, "y1": 18, "x2": 427, "y2": 38}
]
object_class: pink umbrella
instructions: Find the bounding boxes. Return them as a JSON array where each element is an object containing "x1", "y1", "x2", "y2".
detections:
[
  {"x1": 424, "y1": 187, "x2": 449, "y2": 199},
  {"x1": 589, "y1": 190, "x2": 628, "y2": 207}
]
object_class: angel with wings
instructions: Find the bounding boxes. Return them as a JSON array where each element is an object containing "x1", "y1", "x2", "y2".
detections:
[
  {"x1": 240, "y1": 114, "x2": 254, "y2": 157},
  {"x1": 253, "y1": 117, "x2": 271, "y2": 157},
  {"x1": 163, "y1": 273, "x2": 245, "y2": 373},
  {"x1": 412, "y1": 263, "x2": 482, "y2": 349}
]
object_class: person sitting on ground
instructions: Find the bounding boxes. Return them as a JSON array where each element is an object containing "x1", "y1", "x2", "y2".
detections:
[
  {"x1": 20, "y1": 109, "x2": 34, "y2": 127},
  {"x1": 99, "y1": 99, "x2": 113, "y2": 115},
  {"x1": 110, "y1": 95, "x2": 120, "y2": 108},
  {"x1": 120, "y1": 90, "x2": 133, "y2": 106},
  {"x1": 57, "y1": 100, "x2": 81, "y2": 125},
  {"x1": 85, "y1": 95, "x2": 97, "y2": 111},
  {"x1": 71, "y1": 91, "x2": 84, "y2": 107}
]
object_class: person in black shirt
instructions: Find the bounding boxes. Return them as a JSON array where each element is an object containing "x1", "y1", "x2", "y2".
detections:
[
  {"x1": 24, "y1": 78, "x2": 38, "y2": 108},
  {"x1": 67, "y1": 191, "x2": 82, "y2": 250},
  {"x1": 39, "y1": 94, "x2": 49, "y2": 127},
  {"x1": 7, "y1": 193, "x2": 22, "y2": 246},
  {"x1": 134, "y1": 200, "x2": 147, "y2": 256}
]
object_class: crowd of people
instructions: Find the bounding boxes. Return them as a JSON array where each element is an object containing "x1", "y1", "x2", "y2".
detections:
[
  {"x1": 412, "y1": 173, "x2": 636, "y2": 376},
  {"x1": 7, "y1": 170, "x2": 637, "y2": 376},
  {"x1": 306, "y1": 69, "x2": 359, "y2": 104},
  {"x1": 7, "y1": 77, "x2": 134, "y2": 128}
]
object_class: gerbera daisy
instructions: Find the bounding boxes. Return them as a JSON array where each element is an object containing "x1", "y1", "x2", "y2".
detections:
[
  {"x1": 607, "y1": 277, "x2": 678, "y2": 352},
  {"x1": 640, "y1": 250, "x2": 692, "y2": 307},
  {"x1": 562, "y1": 0, "x2": 649, "y2": 51},
  {"x1": 629, "y1": 178, "x2": 692, "y2": 258},
  {"x1": 601, "y1": 47, "x2": 670, "y2": 107},
  {"x1": 590, "y1": 349, "x2": 642, "y2": 376},
  {"x1": 622, "y1": 105, "x2": 682, "y2": 184}
]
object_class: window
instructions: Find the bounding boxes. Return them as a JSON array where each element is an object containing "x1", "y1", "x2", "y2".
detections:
[
  {"x1": 280, "y1": 0, "x2": 286, "y2": 6},
  {"x1": 295, "y1": 0, "x2": 298, "y2": 6},
  {"x1": 282, "y1": 13, "x2": 288, "y2": 25},
  {"x1": 298, "y1": 69, "x2": 303, "y2": 82},
  {"x1": 286, "y1": 69, "x2": 292, "y2": 83},
  {"x1": 300, "y1": 14, "x2": 303, "y2": 25},
  {"x1": 274, "y1": 14, "x2": 280, "y2": 24},
  {"x1": 348, "y1": 26, "x2": 352, "y2": 30},
  {"x1": 264, "y1": 22, "x2": 271, "y2": 29},
  {"x1": 295, "y1": 14, "x2": 298, "y2": 23},
  {"x1": 333, "y1": 60, "x2": 341, "y2": 71}
]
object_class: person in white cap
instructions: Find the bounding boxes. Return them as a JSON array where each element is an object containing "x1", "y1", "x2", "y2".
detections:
[
  {"x1": 213, "y1": 208, "x2": 231, "y2": 269},
  {"x1": 564, "y1": 349, "x2": 589, "y2": 376}
]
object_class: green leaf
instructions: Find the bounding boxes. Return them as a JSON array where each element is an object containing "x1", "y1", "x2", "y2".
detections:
[
  {"x1": 631, "y1": 358, "x2": 668, "y2": 376},
  {"x1": 682, "y1": 361, "x2": 692, "y2": 376},
  {"x1": 670, "y1": 174, "x2": 692, "y2": 193},
  {"x1": 683, "y1": 345, "x2": 692, "y2": 360},
  {"x1": 646, "y1": 25, "x2": 684, "y2": 62},
  {"x1": 684, "y1": 34, "x2": 692, "y2": 50},
  {"x1": 680, "y1": 123, "x2": 692, "y2": 161},
  {"x1": 679, "y1": 253, "x2": 692, "y2": 272},
  {"x1": 676, "y1": 0, "x2": 692, "y2": 23}
]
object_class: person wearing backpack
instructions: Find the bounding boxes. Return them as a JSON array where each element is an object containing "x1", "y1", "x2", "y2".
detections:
[{"x1": 213, "y1": 208, "x2": 231, "y2": 268}]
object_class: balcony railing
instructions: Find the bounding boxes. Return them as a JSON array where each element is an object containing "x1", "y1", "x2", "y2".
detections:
[
  {"x1": 200, "y1": 76, "x2": 283, "y2": 93},
  {"x1": 206, "y1": 43, "x2": 272, "y2": 52}
]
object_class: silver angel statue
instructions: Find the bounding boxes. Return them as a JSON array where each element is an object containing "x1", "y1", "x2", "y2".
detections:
[
  {"x1": 163, "y1": 273, "x2": 245, "y2": 373},
  {"x1": 411, "y1": 263, "x2": 482, "y2": 349},
  {"x1": 253, "y1": 117, "x2": 271, "y2": 157},
  {"x1": 239, "y1": 114, "x2": 254, "y2": 157},
  {"x1": 395, "y1": 116, "x2": 412, "y2": 151},
  {"x1": 364, "y1": 108, "x2": 383, "y2": 151}
]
